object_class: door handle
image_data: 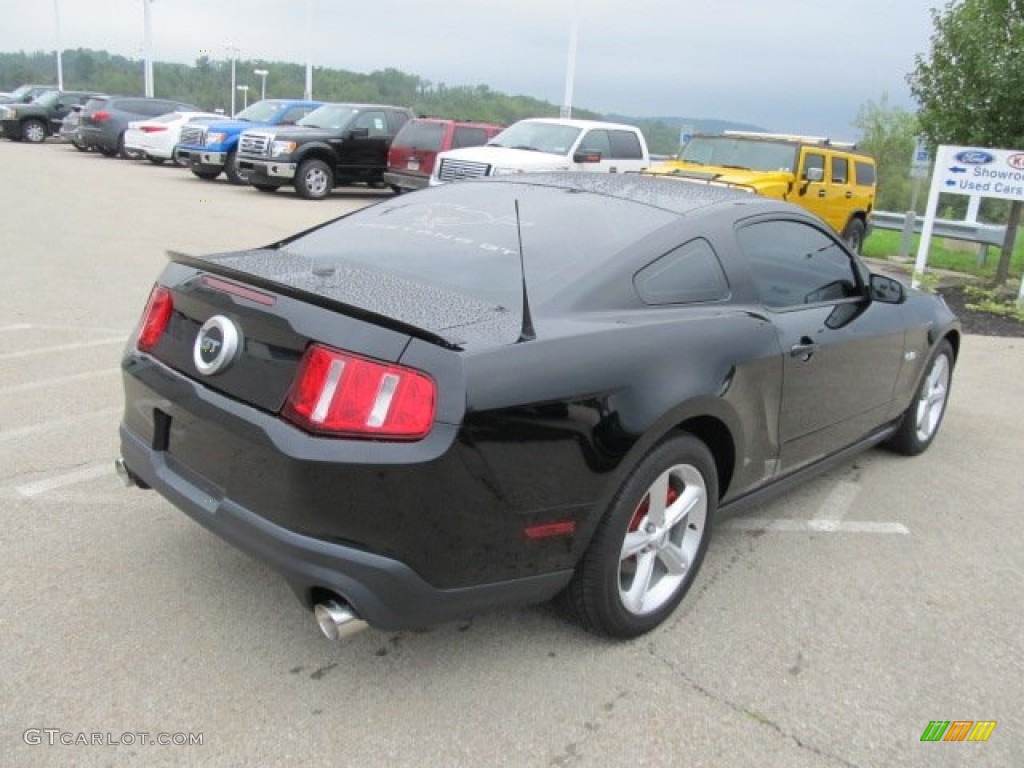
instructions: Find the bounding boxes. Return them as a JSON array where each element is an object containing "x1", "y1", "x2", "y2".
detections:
[
  {"x1": 818, "y1": 189, "x2": 826, "y2": 198},
  {"x1": 790, "y1": 338, "x2": 817, "y2": 361},
  {"x1": 845, "y1": 191, "x2": 852, "y2": 199}
]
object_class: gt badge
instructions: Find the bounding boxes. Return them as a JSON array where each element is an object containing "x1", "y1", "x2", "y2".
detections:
[{"x1": 194, "y1": 315, "x2": 241, "y2": 375}]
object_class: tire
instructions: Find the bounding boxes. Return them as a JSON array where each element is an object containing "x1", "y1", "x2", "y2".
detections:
[
  {"x1": 191, "y1": 168, "x2": 220, "y2": 181},
  {"x1": 147, "y1": 155, "x2": 166, "y2": 165},
  {"x1": 564, "y1": 434, "x2": 716, "y2": 638},
  {"x1": 390, "y1": 185, "x2": 403, "y2": 195},
  {"x1": 71, "y1": 138, "x2": 89, "y2": 152},
  {"x1": 117, "y1": 133, "x2": 142, "y2": 160},
  {"x1": 252, "y1": 183, "x2": 280, "y2": 193},
  {"x1": 223, "y1": 150, "x2": 249, "y2": 185},
  {"x1": 886, "y1": 340, "x2": 954, "y2": 456},
  {"x1": 98, "y1": 146, "x2": 118, "y2": 157},
  {"x1": 842, "y1": 218, "x2": 866, "y2": 254},
  {"x1": 294, "y1": 158, "x2": 333, "y2": 200},
  {"x1": 21, "y1": 119, "x2": 47, "y2": 143}
]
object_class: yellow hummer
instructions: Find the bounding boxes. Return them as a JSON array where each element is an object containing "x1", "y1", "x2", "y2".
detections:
[{"x1": 646, "y1": 131, "x2": 877, "y2": 252}]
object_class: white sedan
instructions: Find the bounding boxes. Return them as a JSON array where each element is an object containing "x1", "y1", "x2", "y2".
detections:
[{"x1": 124, "y1": 110, "x2": 223, "y2": 164}]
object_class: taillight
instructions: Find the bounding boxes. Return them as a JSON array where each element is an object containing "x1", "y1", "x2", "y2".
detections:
[
  {"x1": 141, "y1": 125, "x2": 167, "y2": 133},
  {"x1": 93, "y1": 111, "x2": 111, "y2": 121},
  {"x1": 282, "y1": 344, "x2": 435, "y2": 440},
  {"x1": 137, "y1": 285, "x2": 173, "y2": 352}
]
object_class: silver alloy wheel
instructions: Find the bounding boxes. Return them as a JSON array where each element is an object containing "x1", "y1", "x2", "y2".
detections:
[
  {"x1": 914, "y1": 352, "x2": 951, "y2": 442},
  {"x1": 303, "y1": 165, "x2": 330, "y2": 197},
  {"x1": 618, "y1": 463, "x2": 707, "y2": 616},
  {"x1": 23, "y1": 120, "x2": 46, "y2": 143}
]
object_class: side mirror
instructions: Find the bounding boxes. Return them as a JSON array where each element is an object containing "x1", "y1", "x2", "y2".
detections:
[
  {"x1": 869, "y1": 273, "x2": 905, "y2": 304},
  {"x1": 573, "y1": 150, "x2": 602, "y2": 164},
  {"x1": 803, "y1": 166, "x2": 824, "y2": 183}
]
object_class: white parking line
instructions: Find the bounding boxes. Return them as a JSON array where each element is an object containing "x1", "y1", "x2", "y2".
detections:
[
  {"x1": 0, "y1": 407, "x2": 121, "y2": 444},
  {"x1": 721, "y1": 518, "x2": 909, "y2": 535},
  {"x1": 0, "y1": 368, "x2": 119, "y2": 396},
  {"x1": 15, "y1": 462, "x2": 112, "y2": 498},
  {"x1": 809, "y1": 480, "x2": 861, "y2": 531},
  {"x1": 0, "y1": 323, "x2": 33, "y2": 332},
  {"x1": 0, "y1": 323, "x2": 125, "y2": 334},
  {"x1": 0, "y1": 337, "x2": 126, "y2": 361}
]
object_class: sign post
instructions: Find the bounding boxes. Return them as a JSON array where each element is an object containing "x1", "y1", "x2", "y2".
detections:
[{"x1": 914, "y1": 144, "x2": 1024, "y2": 303}]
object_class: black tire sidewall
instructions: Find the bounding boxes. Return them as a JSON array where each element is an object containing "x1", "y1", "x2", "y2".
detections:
[
  {"x1": 295, "y1": 158, "x2": 332, "y2": 199},
  {"x1": 889, "y1": 340, "x2": 954, "y2": 456}
]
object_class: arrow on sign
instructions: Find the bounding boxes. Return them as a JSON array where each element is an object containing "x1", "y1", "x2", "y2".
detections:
[
  {"x1": 945, "y1": 180, "x2": 957, "y2": 187},
  {"x1": 948, "y1": 166, "x2": 967, "y2": 174}
]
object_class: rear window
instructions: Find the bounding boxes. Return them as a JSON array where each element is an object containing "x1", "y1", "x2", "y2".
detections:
[
  {"x1": 452, "y1": 126, "x2": 490, "y2": 149},
  {"x1": 393, "y1": 121, "x2": 447, "y2": 151},
  {"x1": 281, "y1": 181, "x2": 675, "y2": 308}
]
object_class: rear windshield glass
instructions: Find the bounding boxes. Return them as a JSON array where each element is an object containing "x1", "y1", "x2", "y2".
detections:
[
  {"x1": 280, "y1": 181, "x2": 676, "y2": 309},
  {"x1": 394, "y1": 120, "x2": 446, "y2": 151}
]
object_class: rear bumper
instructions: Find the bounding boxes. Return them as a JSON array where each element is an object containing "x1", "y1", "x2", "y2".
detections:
[
  {"x1": 383, "y1": 170, "x2": 429, "y2": 191},
  {"x1": 120, "y1": 426, "x2": 570, "y2": 630}
]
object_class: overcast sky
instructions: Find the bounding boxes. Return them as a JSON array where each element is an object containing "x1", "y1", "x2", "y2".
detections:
[{"x1": 0, "y1": 0, "x2": 944, "y2": 139}]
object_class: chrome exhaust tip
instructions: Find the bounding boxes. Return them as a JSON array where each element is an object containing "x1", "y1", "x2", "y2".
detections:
[
  {"x1": 314, "y1": 599, "x2": 368, "y2": 641},
  {"x1": 114, "y1": 457, "x2": 135, "y2": 487}
]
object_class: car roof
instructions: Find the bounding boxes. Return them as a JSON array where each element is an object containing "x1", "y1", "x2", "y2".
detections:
[
  {"x1": 476, "y1": 172, "x2": 784, "y2": 218},
  {"x1": 517, "y1": 117, "x2": 641, "y2": 131}
]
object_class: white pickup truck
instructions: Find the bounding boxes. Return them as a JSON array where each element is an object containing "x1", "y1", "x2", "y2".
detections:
[{"x1": 429, "y1": 117, "x2": 650, "y2": 184}]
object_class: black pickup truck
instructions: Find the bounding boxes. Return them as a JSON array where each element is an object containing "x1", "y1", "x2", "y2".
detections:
[
  {"x1": 235, "y1": 102, "x2": 414, "y2": 199},
  {"x1": 0, "y1": 90, "x2": 106, "y2": 143}
]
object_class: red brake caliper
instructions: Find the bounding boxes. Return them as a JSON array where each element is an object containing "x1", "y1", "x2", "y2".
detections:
[{"x1": 627, "y1": 484, "x2": 679, "y2": 533}]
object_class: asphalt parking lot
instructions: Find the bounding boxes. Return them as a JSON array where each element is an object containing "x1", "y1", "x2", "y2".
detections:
[{"x1": 1, "y1": 140, "x2": 1021, "y2": 767}]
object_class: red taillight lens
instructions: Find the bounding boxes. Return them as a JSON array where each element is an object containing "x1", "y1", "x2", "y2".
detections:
[
  {"x1": 137, "y1": 285, "x2": 173, "y2": 352},
  {"x1": 92, "y1": 110, "x2": 112, "y2": 121},
  {"x1": 141, "y1": 125, "x2": 167, "y2": 133},
  {"x1": 283, "y1": 344, "x2": 436, "y2": 440}
]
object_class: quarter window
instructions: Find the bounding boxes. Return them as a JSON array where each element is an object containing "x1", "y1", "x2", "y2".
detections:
[
  {"x1": 736, "y1": 220, "x2": 859, "y2": 308},
  {"x1": 634, "y1": 238, "x2": 729, "y2": 305},
  {"x1": 855, "y1": 161, "x2": 876, "y2": 186}
]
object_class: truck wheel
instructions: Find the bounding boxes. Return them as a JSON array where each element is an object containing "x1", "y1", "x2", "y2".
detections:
[
  {"x1": 147, "y1": 155, "x2": 166, "y2": 165},
  {"x1": 191, "y1": 168, "x2": 220, "y2": 181},
  {"x1": 224, "y1": 150, "x2": 250, "y2": 185},
  {"x1": 21, "y1": 119, "x2": 48, "y2": 143},
  {"x1": 842, "y1": 218, "x2": 866, "y2": 254},
  {"x1": 252, "y1": 183, "x2": 280, "y2": 193},
  {"x1": 295, "y1": 158, "x2": 333, "y2": 200}
]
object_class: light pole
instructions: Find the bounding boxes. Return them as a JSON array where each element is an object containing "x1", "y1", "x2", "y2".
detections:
[
  {"x1": 561, "y1": 0, "x2": 581, "y2": 119},
  {"x1": 226, "y1": 44, "x2": 239, "y2": 116},
  {"x1": 304, "y1": 0, "x2": 313, "y2": 100},
  {"x1": 142, "y1": 0, "x2": 154, "y2": 97},
  {"x1": 253, "y1": 69, "x2": 268, "y2": 101},
  {"x1": 236, "y1": 84, "x2": 249, "y2": 112},
  {"x1": 53, "y1": 0, "x2": 64, "y2": 90}
]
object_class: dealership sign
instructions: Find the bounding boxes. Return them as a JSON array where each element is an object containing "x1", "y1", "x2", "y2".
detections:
[{"x1": 913, "y1": 144, "x2": 1024, "y2": 297}]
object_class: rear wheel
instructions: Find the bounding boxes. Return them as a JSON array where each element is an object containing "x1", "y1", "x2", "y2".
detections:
[
  {"x1": 71, "y1": 137, "x2": 88, "y2": 152},
  {"x1": 21, "y1": 119, "x2": 47, "y2": 143},
  {"x1": 564, "y1": 434, "x2": 716, "y2": 638},
  {"x1": 253, "y1": 183, "x2": 280, "y2": 193},
  {"x1": 223, "y1": 150, "x2": 250, "y2": 185},
  {"x1": 98, "y1": 145, "x2": 118, "y2": 157},
  {"x1": 294, "y1": 158, "x2": 333, "y2": 199},
  {"x1": 887, "y1": 340, "x2": 954, "y2": 456},
  {"x1": 842, "y1": 218, "x2": 866, "y2": 254}
]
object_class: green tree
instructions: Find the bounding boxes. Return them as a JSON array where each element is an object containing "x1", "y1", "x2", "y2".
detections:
[
  {"x1": 908, "y1": 0, "x2": 1024, "y2": 284},
  {"x1": 854, "y1": 94, "x2": 918, "y2": 211}
]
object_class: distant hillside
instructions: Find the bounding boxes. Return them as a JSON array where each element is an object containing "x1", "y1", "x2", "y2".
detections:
[{"x1": 0, "y1": 48, "x2": 761, "y2": 156}]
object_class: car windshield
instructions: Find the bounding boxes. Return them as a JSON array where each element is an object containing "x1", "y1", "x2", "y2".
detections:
[
  {"x1": 487, "y1": 122, "x2": 582, "y2": 156},
  {"x1": 33, "y1": 91, "x2": 60, "y2": 107},
  {"x1": 298, "y1": 105, "x2": 358, "y2": 131},
  {"x1": 234, "y1": 100, "x2": 286, "y2": 123},
  {"x1": 280, "y1": 181, "x2": 675, "y2": 309},
  {"x1": 680, "y1": 136, "x2": 799, "y2": 172}
]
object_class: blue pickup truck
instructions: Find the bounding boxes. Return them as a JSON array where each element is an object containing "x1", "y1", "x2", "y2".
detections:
[{"x1": 175, "y1": 99, "x2": 322, "y2": 184}]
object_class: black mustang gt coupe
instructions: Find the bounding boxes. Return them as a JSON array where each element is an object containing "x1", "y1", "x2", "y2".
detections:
[{"x1": 117, "y1": 174, "x2": 959, "y2": 640}]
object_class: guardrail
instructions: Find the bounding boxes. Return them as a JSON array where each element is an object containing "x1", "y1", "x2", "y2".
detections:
[{"x1": 870, "y1": 210, "x2": 1006, "y2": 264}]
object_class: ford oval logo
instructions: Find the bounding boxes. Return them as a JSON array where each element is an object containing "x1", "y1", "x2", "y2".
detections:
[
  {"x1": 954, "y1": 150, "x2": 995, "y2": 165},
  {"x1": 193, "y1": 315, "x2": 242, "y2": 376}
]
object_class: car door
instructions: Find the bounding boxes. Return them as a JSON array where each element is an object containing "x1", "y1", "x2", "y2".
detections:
[
  {"x1": 735, "y1": 217, "x2": 906, "y2": 473},
  {"x1": 338, "y1": 109, "x2": 389, "y2": 178}
]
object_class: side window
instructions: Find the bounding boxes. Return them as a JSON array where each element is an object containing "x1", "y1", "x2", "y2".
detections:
[
  {"x1": 736, "y1": 220, "x2": 859, "y2": 308},
  {"x1": 452, "y1": 126, "x2": 488, "y2": 149},
  {"x1": 281, "y1": 107, "x2": 312, "y2": 124},
  {"x1": 634, "y1": 238, "x2": 729, "y2": 305},
  {"x1": 802, "y1": 152, "x2": 825, "y2": 182},
  {"x1": 578, "y1": 129, "x2": 611, "y2": 157},
  {"x1": 352, "y1": 110, "x2": 388, "y2": 137},
  {"x1": 855, "y1": 161, "x2": 876, "y2": 186},
  {"x1": 608, "y1": 130, "x2": 644, "y2": 160},
  {"x1": 831, "y1": 156, "x2": 849, "y2": 184}
]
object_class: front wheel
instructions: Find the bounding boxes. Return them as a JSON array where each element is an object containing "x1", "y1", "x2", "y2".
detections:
[
  {"x1": 294, "y1": 158, "x2": 333, "y2": 199},
  {"x1": 564, "y1": 434, "x2": 716, "y2": 638},
  {"x1": 21, "y1": 119, "x2": 47, "y2": 143},
  {"x1": 887, "y1": 340, "x2": 954, "y2": 456},
  {"x1": 224, "y1": 150, "x2": 250, "y2": 185}
]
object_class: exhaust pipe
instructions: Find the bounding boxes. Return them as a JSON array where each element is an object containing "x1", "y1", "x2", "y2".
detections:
[{"x1": 314, "y1": 599, "x2": 368, "y2": 641}]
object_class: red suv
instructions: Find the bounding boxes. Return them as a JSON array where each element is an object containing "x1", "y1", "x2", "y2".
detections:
[{"x1": 384, "y1": 117, "x2": 503, "y2": 192}]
